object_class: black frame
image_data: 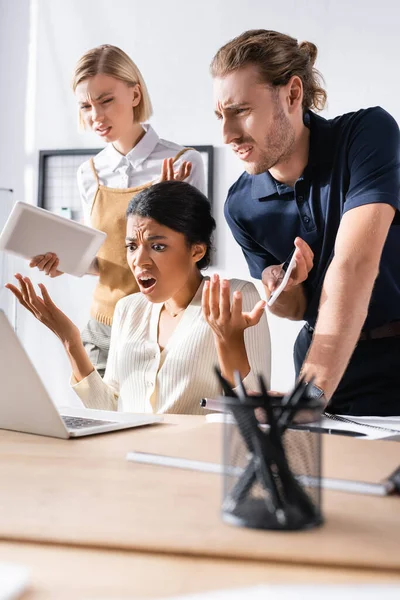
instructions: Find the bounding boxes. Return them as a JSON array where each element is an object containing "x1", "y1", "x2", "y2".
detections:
[{"x1": 37, "y1": 145, "x2": 214, "y2": 214}]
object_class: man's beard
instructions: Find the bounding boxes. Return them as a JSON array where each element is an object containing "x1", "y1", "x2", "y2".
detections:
[{"x1": 245, "y1": 103, "x2": 296, "y2": 176}]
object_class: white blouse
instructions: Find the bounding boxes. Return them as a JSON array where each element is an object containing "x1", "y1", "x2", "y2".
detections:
[
  {"x1": 71, "y1": 278, "x2": 271, "y2": 414},
  {"x1": 77, "y1": 124, "x2": 206, "y2": 225}
]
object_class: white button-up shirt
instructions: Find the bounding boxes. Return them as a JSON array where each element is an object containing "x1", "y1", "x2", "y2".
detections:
[{"x1": 77, "y1": 124, "x2": 206, "y2": 225}]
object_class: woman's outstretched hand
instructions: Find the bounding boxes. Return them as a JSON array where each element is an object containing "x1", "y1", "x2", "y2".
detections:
[
  {"x1": 6, "y1": 274, "x2": 79, "y2": 344},
  {"x1": 202, "y1": 274, "x2": 266, "y2": 387},
  {"x1": 159, "y1": 157, "x2": 192, "y2": 182},
  {"x1": 202, "y1": 274, "x2": 266, "y2": 344}
]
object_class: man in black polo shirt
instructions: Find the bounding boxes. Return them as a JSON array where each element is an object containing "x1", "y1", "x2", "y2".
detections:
[{"x1": 211, "y1": 29, "x2": 400, "y2": 416}]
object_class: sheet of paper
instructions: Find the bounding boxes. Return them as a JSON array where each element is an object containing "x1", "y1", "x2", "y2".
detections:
[
  {"x1": 166, "y1": 584, "x2": 400, "y2": 600},
  {"x1": 321, "y1": 416, "x2": 400, "y2": 440},
  {"x1": 341, "y1": 415, "x2": 400, "y2": 429},
  {"x1": 0, "y1": 563, "x2": 29, "y2": 600},
  {"x1": 205, "y1": 412, "x2": 400, "y2": 440}
]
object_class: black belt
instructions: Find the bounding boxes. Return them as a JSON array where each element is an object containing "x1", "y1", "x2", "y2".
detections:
[{"x1": 305, "y1": 321, "x2": 400, "y2": 341}]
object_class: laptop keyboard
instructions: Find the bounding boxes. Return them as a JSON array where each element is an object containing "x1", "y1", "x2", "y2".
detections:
[{"x1": 62, "y1": 416, "x2": 115, "y2": 430}]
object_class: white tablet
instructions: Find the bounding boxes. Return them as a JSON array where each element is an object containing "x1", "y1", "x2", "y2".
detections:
[{"x1": 0, "y1": 202, "x2": 106, "y2": 277}]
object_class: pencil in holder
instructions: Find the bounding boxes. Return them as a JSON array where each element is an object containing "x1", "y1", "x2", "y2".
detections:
[{"x1": 217, "y1": 371, "x2": 324, "y2": 531}]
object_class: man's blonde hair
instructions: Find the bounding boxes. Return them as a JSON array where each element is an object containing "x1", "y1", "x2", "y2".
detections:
[
  {"x1": 211, "y1": 30, "x2": 327, "y2": 112},
  {"x1": 71, "y1": 44, "x2": 153, "y2": 127}
]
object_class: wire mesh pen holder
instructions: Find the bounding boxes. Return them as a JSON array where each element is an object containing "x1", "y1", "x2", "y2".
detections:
[{"x1": 217, "y1": 372, "x2": 324, "y2": 531}]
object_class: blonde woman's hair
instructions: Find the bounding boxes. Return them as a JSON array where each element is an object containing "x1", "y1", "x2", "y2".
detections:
[
  {"x1": 211, "y1": 30, "x2": 327, "y2": 112},
  {"x1": 71, "y1": 44, "x2": 153, "y2": 126}
]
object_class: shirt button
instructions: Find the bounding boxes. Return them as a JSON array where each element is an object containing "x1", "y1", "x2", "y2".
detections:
[
  {"x1": 297, "y1": 195, "x2": 304, "y2": 202},
  {"x1": 303, "y1": 216, "x2": 310, "y2": 224}
]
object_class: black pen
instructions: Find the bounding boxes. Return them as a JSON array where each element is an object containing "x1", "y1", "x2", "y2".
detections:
[{"x1": 290, "y1": 424, "x2": 366, "y2": 437}]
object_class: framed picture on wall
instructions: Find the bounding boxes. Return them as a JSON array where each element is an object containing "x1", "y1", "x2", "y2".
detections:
[{"x1": 37, "y1": 146, "x2": 214, "y2": 223}]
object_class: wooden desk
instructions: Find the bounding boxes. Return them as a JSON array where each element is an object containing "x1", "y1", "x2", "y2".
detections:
[
  {"x1": 2, "y1": 541, "x2": 399, "y2": 600},
  {"x1": 0, "y1": 416, "x2": 399, "y2": 574}
]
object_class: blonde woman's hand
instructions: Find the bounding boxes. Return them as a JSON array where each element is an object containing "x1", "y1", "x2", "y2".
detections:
[
  {"x1": 29, "y1": 252, "x2": 64, "y2": 278},
  {"x1": 159, "y1": 157, "x2": 192, "y2": 182},
  {"x1": 202, "y1": 274, "x2": 266, "y2": 344},
  {"x1": 6, "y1": 274, "x2": 79, "y2": 344}
]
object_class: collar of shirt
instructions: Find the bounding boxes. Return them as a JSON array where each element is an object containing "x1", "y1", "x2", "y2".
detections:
[
  {"x1": 251, "y1": 110, "x2": 334, "y2": 200},
  {"x1": 106, "y1": 124, "x2": 160, "y2": 173}
]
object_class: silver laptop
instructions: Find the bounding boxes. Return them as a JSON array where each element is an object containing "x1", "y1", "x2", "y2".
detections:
[{"x1": 0, "y1": 311, "x2": 162, "y2": 438}]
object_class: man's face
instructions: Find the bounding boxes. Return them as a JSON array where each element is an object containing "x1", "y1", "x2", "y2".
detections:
[{"x1": 214, "y1": 65, "x2": 296, "y2": 175}]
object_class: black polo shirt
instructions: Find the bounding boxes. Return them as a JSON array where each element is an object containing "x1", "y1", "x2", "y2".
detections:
[{"x1": 225, "y1": 107, "x2": 400, "y2": 329}]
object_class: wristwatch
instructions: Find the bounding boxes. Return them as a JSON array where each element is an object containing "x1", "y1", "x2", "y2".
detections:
[{"x1": 305, "y1": 382, "x2": 325, "y2": 402}]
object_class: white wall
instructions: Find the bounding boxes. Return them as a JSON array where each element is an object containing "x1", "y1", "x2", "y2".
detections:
[{"x1": 2, "y1": 0, "x2": 400, "y2": 404}]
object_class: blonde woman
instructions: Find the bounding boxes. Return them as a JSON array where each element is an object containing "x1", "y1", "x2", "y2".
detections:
[{"x1": 30, "y1": 45, "x2": 205, "y2": 376}]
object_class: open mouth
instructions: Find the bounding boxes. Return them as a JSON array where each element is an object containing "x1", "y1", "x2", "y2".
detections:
[{"x1": 137, "y1": 275, "x2": 157, "y2": 293}]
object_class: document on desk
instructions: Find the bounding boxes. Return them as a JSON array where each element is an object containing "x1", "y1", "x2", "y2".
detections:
[
  {"x1": 0, "y1": 562, "x2": 29, "y2": 600},
  {"x1": 321, "y1": 414, "x2": 400, "y2": 440},
  {"x1": 166, "y1": 584, "x2": 400, "y2": 599},
  {"x1": 205, "y1": 411, "x2": 400, "y2": 440}
]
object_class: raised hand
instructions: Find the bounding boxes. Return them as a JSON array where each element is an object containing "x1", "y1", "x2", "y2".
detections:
[
  {"x1": 202, "y1": 274, "x2": 266, "y2": 344},
  {"x1": 6, "y1": 274, "x2": 79, "y2": 344},
  {"x1": 159, "y1": 157, "x2": 192, "y2": 182},
  {"x1": 29, "y1": 253, "x2": 64, "y2": 278},
  {"x1": 262, "y1": 237, "x2": 314, "y2": 296}
]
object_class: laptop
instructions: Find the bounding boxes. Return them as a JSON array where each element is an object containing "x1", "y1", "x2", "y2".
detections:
[{"x1": 0, "y1": 311, "x2": 162, "y2": 438}]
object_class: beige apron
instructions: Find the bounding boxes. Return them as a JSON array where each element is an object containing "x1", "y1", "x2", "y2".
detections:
[{"x1": 89, "y1": 148, "x2": 189, "y2": 325}]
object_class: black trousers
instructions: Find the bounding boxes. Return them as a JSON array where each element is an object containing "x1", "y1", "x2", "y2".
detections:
[{"x1": 294, "y1": 325, "x2": 400, "y2": 416}]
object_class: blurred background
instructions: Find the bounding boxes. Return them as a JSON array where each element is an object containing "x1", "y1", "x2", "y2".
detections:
[{"x1": 1, "y1": 0, "x2": 398, "y2": 404}]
